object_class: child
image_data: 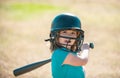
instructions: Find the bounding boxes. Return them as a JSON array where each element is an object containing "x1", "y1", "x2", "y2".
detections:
[{"x1": 47, "y1": 13, "x2": 90, "y2": 78}]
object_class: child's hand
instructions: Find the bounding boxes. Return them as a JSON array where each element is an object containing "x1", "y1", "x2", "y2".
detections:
[{"x1": 81, "y1": 43, "x2": 90, "y2": 51}]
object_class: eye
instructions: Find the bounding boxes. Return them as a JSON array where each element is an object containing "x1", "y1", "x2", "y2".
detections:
[
  {"x1": 71, "y1": 31, "x2": 77, "y2": 35},
  {"x1": 71, "y1": 31, "x2": 77, "y2": 38},
  {"x1": 62, "y1": 31, "x2": 66, "y2": 33},
  {"x1": 60, "y1": 30, "x2": 66, "y2": 34}
]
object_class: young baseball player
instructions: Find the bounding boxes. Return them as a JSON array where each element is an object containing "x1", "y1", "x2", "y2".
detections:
[{"x1": 46, "y1": 13, "x2": 91, "y2": 78}]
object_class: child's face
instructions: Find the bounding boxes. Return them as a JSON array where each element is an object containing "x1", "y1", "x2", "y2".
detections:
[{"x1": 58, "y1": 30, "x2": 78, "y2": 49}]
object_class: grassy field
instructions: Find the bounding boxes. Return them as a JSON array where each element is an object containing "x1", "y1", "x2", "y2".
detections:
[{"x1": 0, "y1": 0, "x2": 120, "y2": 78}]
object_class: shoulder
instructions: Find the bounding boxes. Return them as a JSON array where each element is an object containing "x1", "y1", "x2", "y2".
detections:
[{"x1": 52, "y1": 48, "x2": 70, "y2": 64}]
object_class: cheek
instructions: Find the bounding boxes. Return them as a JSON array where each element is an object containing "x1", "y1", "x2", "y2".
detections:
[
  {"x1": 58, "y1": 38, "x2": 64, "y2": 43},
  {"x1": 71, "y1": 40, "x2": 76, "y2": 44}
]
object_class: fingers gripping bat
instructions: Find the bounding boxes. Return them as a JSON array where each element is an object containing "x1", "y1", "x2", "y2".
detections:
[{"x1": 13, "y1": 43, "x2": 94, "y2": 76}]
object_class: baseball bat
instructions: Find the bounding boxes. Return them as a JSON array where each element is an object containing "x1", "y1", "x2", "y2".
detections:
[
  {"x1": 13, "y1": 58, "x2": 51, "y2": 76},
  {"x1": 13, "y1": 43, "x2": 94, "y2": 77}
]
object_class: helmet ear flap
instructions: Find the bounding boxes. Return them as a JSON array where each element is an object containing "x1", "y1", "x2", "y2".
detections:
[
  {"x1": 50, "y1": 32, "x2": 55, "y2": 41},
  {"x1": 50, "y1": 31, "x2": 58, "y2": 41},
  {"x1": 75, "y1": 32, "x2": 84, "y2": 52},
  {"x1": 49, "y1": 31, "x2": 59, "y2": 52},
  {"x1": 80, "y1": 34, "x2": 84, "y2": 40}
]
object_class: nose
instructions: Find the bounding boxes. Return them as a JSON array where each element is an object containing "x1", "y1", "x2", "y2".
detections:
[{"x1": 65, "y1": 39, "x2": 71, "y2": 43}]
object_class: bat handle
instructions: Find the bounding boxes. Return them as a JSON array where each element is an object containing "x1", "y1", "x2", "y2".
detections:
[{"x1": 89, "y1": 43, "x2": 94, "y2": 49}]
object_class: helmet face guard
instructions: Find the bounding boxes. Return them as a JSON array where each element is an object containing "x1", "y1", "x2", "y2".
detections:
[
  {"x1": 50, "y1": 30, "x2": 84, "y2": 52},
  {"x1": 46, "y1": 13, "x2": 84, "y2": 52}
]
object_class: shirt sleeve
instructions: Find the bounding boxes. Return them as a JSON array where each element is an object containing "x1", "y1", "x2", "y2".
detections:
[{"x1": 52, "y1": 49, "x2": 69, "y2": 66}]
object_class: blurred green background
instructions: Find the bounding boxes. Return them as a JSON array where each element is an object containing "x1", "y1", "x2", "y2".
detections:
[{"x1": 0, "y1": 0, "x2": 120, "y2": 78}]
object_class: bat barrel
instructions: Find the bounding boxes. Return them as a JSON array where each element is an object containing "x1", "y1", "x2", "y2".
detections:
[{"x1": 13, "y1": 58, "x2": 51, "y2": 76}]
